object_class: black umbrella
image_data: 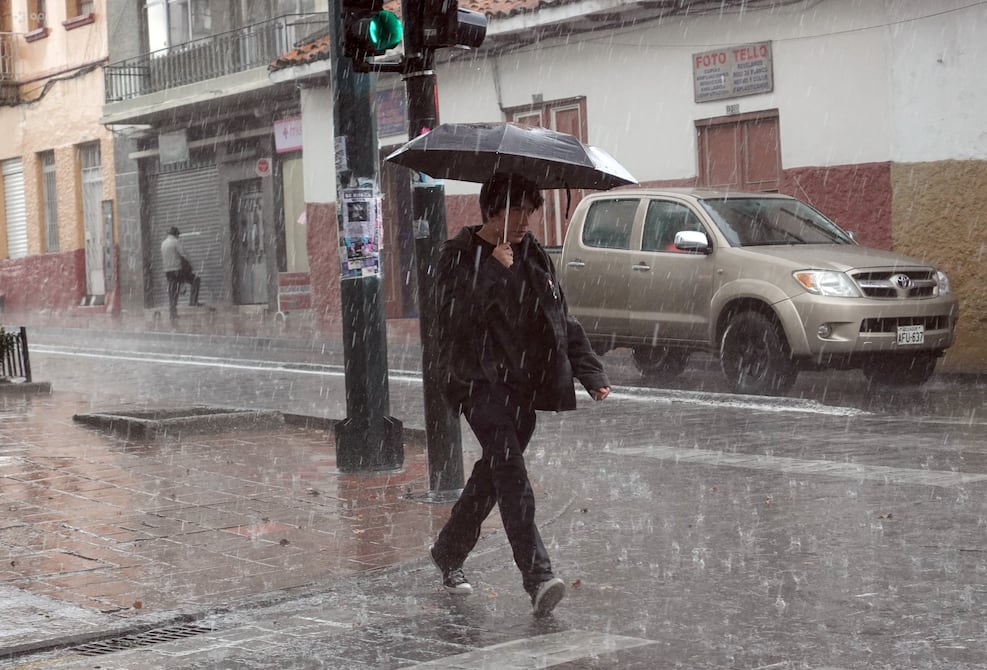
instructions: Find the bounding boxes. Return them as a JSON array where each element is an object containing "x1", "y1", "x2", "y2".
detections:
[{"x1": 384, "y1": 122, "x2": 637, "y2": 190}]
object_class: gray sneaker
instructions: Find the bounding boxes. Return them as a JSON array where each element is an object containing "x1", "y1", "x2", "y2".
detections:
[
  {"x1": 429, "y1": 544, "x2": 472, "y2": 595},
  {"x1": 531, "y1": 577, "x2": 565, "y2": 617}
]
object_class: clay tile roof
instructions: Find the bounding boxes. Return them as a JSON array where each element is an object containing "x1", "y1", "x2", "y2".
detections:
[
  {"x1": 269, "y1": 0, "x2": 558, "y2": 73},
  {"x1": 269, "y1": 33, "x2": 330, "y2": 72}
]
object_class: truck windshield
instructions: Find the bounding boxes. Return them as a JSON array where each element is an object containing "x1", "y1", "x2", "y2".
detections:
[{"x1": 699, "y1": 197, "x2": 855, "y2": 247}]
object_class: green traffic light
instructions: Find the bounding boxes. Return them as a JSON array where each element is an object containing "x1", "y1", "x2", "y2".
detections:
[{"x1": 368, "y1": 10, "x2": 402, "y2": 51}]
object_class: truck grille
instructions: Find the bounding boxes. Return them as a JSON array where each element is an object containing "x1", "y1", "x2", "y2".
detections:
[
  {"x1": 860, "y1": 315, "x2": 951, "y2": 333},
  {"x1": 851, "y1": 269, "x2": 938, "y2": 298}
]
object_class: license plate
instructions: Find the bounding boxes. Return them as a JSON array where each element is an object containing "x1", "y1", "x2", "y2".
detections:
[{"x1": 897, "y1": 324, "x2": 925, "y2": 345}]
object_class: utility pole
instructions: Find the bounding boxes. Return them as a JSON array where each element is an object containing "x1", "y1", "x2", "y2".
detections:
[
  {"x1": 401, "y1": 1, "x2": 463, "y2": 499},
  {"x1": 328, "y1": 0, "x2": 403, "y2": 472}
]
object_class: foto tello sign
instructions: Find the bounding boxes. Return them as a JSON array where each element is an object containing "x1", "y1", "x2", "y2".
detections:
[
  {"x1": 274, "y1": 117, "x2": 303, "y2": 153},
  {"x1": 693, "y1": 41, "x2": 773, "y2": 103}
]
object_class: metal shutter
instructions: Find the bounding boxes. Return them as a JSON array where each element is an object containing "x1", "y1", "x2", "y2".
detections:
[
  {"x1": 2, "y1": 159, "x2": 27, "y2": 259},
  {"x1": 148, "y1": 165, "x2": 223, "y2": 308}
]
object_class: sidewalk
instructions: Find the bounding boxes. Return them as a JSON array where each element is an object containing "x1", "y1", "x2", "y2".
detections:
[
  {"x1": 6, "y1": 320, "x2": 987, "y2": 668},
  {"x1": 0, "y1": 335, "x2": 516, "y2": 660}
]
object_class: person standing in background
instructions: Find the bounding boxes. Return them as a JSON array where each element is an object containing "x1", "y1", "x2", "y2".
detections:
[{"x1": 160, "y1": 226, "x2": 202, "y2": 323}]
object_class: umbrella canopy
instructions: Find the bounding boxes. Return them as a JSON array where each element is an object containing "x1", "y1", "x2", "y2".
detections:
[{"x1": 384, "y1": 122, "x2": 636, "y2": 190}]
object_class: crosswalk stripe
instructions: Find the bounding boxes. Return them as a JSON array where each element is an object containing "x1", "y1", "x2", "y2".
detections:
[
  {"x1": 400, "y1": 630, "x2": 657, "y2": 669},
  {"x1": 610, "y1": 445, "x2": 987, "y2": 487}
]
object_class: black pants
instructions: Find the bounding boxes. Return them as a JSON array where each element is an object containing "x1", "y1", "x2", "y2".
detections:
[
  {"x1": 165, "y1": 270, "x2": 201, "y2": 320},
  {"x1": 433, "y1": 382, "x2": 554, "y2": 595}
]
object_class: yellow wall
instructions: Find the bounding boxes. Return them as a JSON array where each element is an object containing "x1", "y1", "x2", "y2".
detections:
[
  {"x1": 891, "y1": 161, "x2": 987, "y2": 372},
  {"x1": 0, "y1": 0, "x2": 114, "y2": 257},
  {"x1": 12, "y1": 0, "x2": 107, "y2": 85}
]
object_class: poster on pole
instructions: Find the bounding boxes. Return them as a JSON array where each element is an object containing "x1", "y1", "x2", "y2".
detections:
[{"x1": 339, "y1": 187, "x2": 382, "y2": 279}]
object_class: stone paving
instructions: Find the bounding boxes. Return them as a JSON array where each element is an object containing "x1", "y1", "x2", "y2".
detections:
[
  {"x1": 0, "y1": 386, "x2": 507, "y2": 658},
  {"x1": 3, "y1": 324, "x2": 987, "y2": 668}
]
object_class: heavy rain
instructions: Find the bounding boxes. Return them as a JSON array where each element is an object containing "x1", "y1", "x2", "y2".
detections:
[{"x1": 2, "y1": 0, "x2": 987, "y2": 668}]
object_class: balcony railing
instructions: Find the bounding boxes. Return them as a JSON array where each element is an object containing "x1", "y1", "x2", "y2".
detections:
[
  {"x1": 0, "y1": 32, "x2": 15, "y2": 79},
  {"x1": 104, "y1": 14, "x2": 327, "y2": 103},
  {"x1": 0, "y1": 33, "x2": 17, "y2": 106},
  {"x1": 0, "y1": 327, "x2": 32, "y2": 383}
]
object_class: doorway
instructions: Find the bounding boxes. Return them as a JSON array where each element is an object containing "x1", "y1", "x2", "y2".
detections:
[{"x1": 229, "y1": 179, "x2": 267, "y2": 305}]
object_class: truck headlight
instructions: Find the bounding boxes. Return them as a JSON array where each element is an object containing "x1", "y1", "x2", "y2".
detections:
[
  {"x1": 936, "y1": 270, "x2": 951, "y2": 295},
  {"x1": 793, "y1": 270, "x2": 862, "y2": 298}
]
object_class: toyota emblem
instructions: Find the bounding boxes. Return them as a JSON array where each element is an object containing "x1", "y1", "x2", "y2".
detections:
[{"x1": 891, "y1": 273, "x2": 913, "y2": 290}]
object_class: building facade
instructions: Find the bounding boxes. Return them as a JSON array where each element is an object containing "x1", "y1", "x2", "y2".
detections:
[
  {"x1": 0, "y1": 0, "x2": 116, "y2": 314},
  {"x1": 2, "y1": 0, "x2": 984, "y2": 369},
  {"x1": 101, "y1": 0, "x2": 326, "y2": 323}
]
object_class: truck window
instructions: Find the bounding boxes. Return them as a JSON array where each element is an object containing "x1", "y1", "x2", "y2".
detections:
[
  {"x1": 642, "y1": 200, "x2": 705, "y2": 252},
  {"x1": 581, "y1": 199, "x2": 638, "y2": 250}
]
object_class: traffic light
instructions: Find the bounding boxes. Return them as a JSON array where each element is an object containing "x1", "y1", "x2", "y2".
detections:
[
  {"x1": 343, "y1": 0, "x2": 403, "y2": 60},
  {"x1": 420, "y1": 0, "x2": 486, "y2": 49}
]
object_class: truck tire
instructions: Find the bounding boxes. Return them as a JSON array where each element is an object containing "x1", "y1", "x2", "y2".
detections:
[
  {"x1": 861, "y1": 352, "x2": 938, "y2": 386},
  {"x1": 720, "y1": 311, "x2": 797, "y2": 395},
  {"x1": 632, "y1": 345, "x2": 688, "y2": 379}
]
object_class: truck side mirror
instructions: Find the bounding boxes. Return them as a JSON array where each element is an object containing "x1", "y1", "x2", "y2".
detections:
[{"x1": 674, "y1": 230, "x2": 712, "y2": 254}]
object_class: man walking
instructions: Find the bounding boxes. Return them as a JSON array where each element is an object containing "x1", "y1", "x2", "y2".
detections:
[
  {"x1": 429, "y1": 173, "x2": 611, "y2": 617},
  {"x1": 160, "y1": 226, "x2": 202, "y2": 323}
]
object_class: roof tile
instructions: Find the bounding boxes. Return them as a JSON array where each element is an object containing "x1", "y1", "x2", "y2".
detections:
[{"x1": 269, "y1": 0, "x2": 554, "y2": 72}]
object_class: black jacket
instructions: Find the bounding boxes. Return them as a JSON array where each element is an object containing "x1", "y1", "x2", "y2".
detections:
[{"x1": 435, "y1": 225, "x2": 609, "y2": 411}]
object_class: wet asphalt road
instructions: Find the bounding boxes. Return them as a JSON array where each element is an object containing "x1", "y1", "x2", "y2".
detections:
[{"x1": 4, "y1": 327, "x2": 987, "y2": 668}]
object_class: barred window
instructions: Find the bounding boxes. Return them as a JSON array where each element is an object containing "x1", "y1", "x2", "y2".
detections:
[{"x1": 40, "y1": 150, "x2": 59, "y2": 251}]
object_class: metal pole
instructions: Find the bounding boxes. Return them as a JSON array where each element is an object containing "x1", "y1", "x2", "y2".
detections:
[
  {"x1": 402, "y1": 1, "x2": 464, "y2": 499},
  {"x1": 328, "y1": 0, "x2": 403, "y2": 472}
]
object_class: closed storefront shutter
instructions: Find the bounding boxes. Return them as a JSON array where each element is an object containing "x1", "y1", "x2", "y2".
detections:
[
  {"x1": 2, "y1": 158, "x2": 27, "y2": 259},
  {"x1": 148, "y1": 164, "x2": 222, "y2": 308}
]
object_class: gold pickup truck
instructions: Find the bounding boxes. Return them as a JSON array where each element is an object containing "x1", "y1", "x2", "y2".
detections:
[{"x1": 550, "y1": 188, "x2": 958, "y2": 395}]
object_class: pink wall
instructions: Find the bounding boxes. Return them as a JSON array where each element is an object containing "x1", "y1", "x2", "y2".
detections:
[
  {"x1": 305, "y1": 202, "x2": 342, "y2": 335},
  {"x1": 0, "y1": 249, "x2": 87, "y2": 315},
  {"x1": 780, "y1": 162, "x2": 892, "y2": 250}
]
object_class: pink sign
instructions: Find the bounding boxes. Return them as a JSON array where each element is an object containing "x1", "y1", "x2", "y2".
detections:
[{"x1": 274, "y1": 117, "x2": 303, "y2": 153}]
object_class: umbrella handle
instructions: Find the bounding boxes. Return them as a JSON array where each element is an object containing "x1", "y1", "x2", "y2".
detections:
[{"x1": 503, "y1": 185, "x2": 511, "y2": 244}]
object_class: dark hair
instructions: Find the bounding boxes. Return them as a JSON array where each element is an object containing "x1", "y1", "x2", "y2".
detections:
[
  {"x1": 168, "y1": 226, "x2": 181, "y2": 237},
  {"x1": 478, "y1": 174, "x2": 544, "y2": 222}
]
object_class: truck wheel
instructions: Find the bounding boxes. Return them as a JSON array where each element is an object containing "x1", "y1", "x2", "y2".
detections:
[
  {"x1": 720, "y1": 311, "x2": 797, "y2": 395},
  {"x1": 632, "y1": 346, "x2": 688, "y2": 379},
  {"x1": 862, "y1": 352, "x2": 938, "y2": 386}
]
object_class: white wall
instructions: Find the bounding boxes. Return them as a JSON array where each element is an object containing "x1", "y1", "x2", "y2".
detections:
[
  {"x1": 302, "y1": 87, "x2": 337, "y2": 203},
  {"x1": 886, "y1": 0, "x2": 987, "y2": 162},
  {"x1": 433, "y1": 0, "x2": 897, "y2": 184},
  {"x1": 308, "y1": 0, "x2": 986, "y2": 202}
]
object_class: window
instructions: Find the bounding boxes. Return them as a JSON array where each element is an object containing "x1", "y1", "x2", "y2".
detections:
[
  {"x1": 39, "y1": 151, "x2": 58, "y2": 251},
  {"x1": 697, "y1": 109, "x2": 780, "y2": 192},
  {"x1": 2, "y1": 158, "x2": 27, "y2": 259},
  {"x1": 62, "y1": 0, "x2": 94, "y2": 28},
  {"x1": 642, "y1": 200, "x2": 705, "y2": 253},
  {"x1": 79, "y1": 142, "x2": 101, "y2": 234},
  {"x1": 27, "y1": 0, "x2": 45, "y2": 31},
  {"x1": 144, "y1": 0, "x2": 212, "y2": 52},
  {"x1": 581, "y1": 199, "x2": 637, "y2": 250},
  {"x1": 507, "y1": 97, "x2": 588, "y2": 246},
  {"x1": 79, "y1": 142, "x2": 104, "y2": 295}
]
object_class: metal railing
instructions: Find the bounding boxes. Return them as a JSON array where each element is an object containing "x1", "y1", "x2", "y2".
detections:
[
  {"x1": 0, "y1": 32, "x2": 15, "y2": 80},
  {"x1": 104, "y1": 14, "x2": 327, "y2": 103},
  {"x1": 0, "y1": 32, "x2": 18, "y2": 105},
  {"x1": 0, "y1": 327, "x2": 32, "y2": 383}
]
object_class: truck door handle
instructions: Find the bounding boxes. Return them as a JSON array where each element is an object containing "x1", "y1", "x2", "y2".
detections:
[
  {"x1": 566, "y1": 260, "x2": 586, "y2": 268},
  {"x1": 632, "y1": 263, "x2": 651, "y2": 272}
]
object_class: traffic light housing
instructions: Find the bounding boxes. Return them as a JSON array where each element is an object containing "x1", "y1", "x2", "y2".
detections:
[
  {"x1": 421, "y1": 0, "x2": 486, "y2": 49},
  {"x1": 343, "y1": 0, "x2": 403, "y2": 60}
]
